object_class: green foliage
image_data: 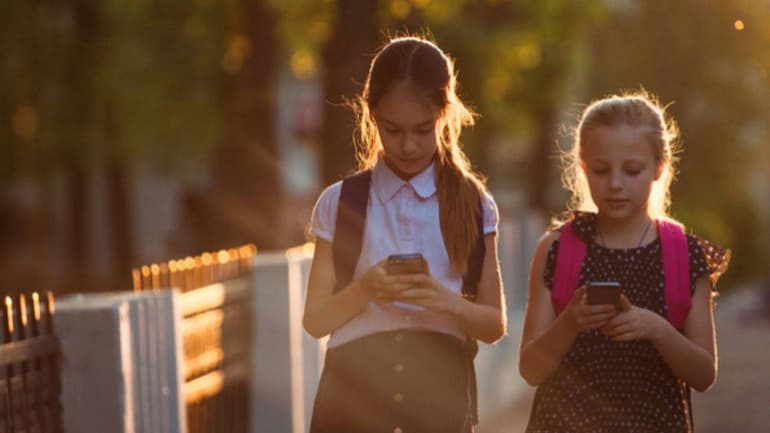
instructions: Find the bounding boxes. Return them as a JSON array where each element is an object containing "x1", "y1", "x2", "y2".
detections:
[
  {"x1": 0, "y1": 0, "x2": 230, "y2": 177},
  {"x1": 3, "y1": 0, "x2": 765, "y2": 284},
  {"x1": 100, "y1": 0, "x2": 226, "y2": 165},
  {"x1": 265, "y1": 0, "x2": 335, "y2": 80}
]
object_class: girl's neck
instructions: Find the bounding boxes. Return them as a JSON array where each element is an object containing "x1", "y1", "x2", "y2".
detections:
[{"x1": 594, "y1": 211, "x2": 655, "y2": 249}]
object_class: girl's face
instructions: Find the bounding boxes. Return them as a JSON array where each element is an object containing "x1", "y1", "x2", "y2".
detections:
[
  {"x1": 374, "y1": 82, "x2": 439, "y2": 179},
  {"x1": 581, "y1": 125, "x2": 662, "y2": 222}
]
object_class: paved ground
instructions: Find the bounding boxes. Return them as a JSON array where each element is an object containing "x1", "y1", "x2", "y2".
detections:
[{"x1": 477, "y1": 284, "x2": 770, "y2": 433}]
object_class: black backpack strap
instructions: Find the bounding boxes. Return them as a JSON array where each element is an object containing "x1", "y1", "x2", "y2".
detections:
[
  {"x1": 462, "y1": 190, "x2": 486, "y2": 426},
  {"x1": 332, "y1": 170, "x2": 372, "y2": 293}
]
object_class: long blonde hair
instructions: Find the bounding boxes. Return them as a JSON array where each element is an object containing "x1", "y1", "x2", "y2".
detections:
[
  {"x1": 562, "y1": 90, "x2": 681, "y2": 223},
  {"x1": 353, "y1": 36, "x2": 486, "y2": 274}
]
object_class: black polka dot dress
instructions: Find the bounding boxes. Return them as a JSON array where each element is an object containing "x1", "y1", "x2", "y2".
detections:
[{"x1": 525, "y1": 212, "x2": 730, "y2": 433}]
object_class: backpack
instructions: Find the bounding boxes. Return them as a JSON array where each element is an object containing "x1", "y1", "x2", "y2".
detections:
[
  {"x1": 551, "y1": 218, "x2": 692, "y2": 329},
  {"x1": 332, "y1": 168, "x2": 486, "y2": 425}
]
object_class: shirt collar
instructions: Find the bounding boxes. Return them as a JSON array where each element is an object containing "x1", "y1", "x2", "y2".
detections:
[{"x1": 372, "y1": 156, "x2": 437, "y2": 203}]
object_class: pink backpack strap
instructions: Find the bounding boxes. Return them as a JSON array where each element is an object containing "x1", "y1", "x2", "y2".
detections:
[
  {"x1": 552, "y1": 220, "x2": 587, "y2": 315},
  {"x1": 658, "y1": 220, "x2": 691, "y2": 329}
]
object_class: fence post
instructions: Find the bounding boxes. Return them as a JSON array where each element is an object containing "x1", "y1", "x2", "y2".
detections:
[
  {"x1": 54, "y1": 296, "x2": 135, "y2": 433},
  {"x1": 54, "y1": 291, "x2": 186, "y2": 433},
  {"x1": 250, "y1": 248, "x2": 314, "y2": 433}
]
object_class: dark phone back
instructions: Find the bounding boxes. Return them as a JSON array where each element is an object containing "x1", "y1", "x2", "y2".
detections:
[
  {"x1": 387, "y1": 253, "x2": 426, "y2": 274},
  {"x1": 587, "y1": 282, "x2": 621, "y2": 308}
]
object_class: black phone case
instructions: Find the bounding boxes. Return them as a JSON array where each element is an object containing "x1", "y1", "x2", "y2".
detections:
[{"x1": 587, "y1": 282, "x2": 622, "y2": 309}]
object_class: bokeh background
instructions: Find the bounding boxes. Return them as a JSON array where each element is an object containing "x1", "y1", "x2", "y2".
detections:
[
  {"x1": 3, "y1": 1, "x2": 770, "y2": 431},
  {"x1": 2, "y1": 0, "x2": 768, "y2": 296}
]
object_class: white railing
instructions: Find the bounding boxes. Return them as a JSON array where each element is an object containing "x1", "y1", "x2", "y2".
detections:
[{"x1": 52, "y1": 214, "x2": 542, "y2": 433}]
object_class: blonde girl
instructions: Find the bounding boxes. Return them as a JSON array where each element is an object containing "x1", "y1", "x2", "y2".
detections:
[{"x1": 519, "y1": 91, "x2": 730, "y2": 433}]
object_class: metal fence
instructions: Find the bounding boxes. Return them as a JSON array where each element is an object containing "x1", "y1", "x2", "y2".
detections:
[
  {"x1": 0, "y1": 292, "x2": 62, "y2": 433},
  {"x1": 133, "y1": 245, "x2": 256, "y2": 433}
]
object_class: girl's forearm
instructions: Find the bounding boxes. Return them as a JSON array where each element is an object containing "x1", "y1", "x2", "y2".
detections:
[
  {"x1": 454, "y1": 299, "x2": 506, "y2": 344},
  {"x1": 519, "y1": 313, "x2": 580, "y2": 386},
  {"x1": 651, "y1": 324, "x2": 716, "y2": 392},
  {"x1": 303, "y1": 281, "x2": 371, "y2": 339}
]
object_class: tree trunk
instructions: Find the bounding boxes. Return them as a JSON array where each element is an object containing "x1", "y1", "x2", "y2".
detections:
[
  {"x1": 208, "y1": 0, "x2": 279, "y2": 251},
  {"x1": 528, "y1": 103, "x2": 557, "y2": 214},
  {"x1": 66, "y1": 159, "x2": 90, "y2": 292},
  {"x1": 321, "y1": 0, "x2": 380, "y2": 184},
  {"x1": 64, "y1": 0, "x2": 101, "y2": 292},
  {"x1": 105, "y1": 101, "x2": 134, "y2": 290}
]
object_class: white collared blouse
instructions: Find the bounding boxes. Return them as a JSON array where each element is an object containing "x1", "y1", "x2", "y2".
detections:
[
  {"x1": 310, "y1": 158, "x2": 499, "y2": 348},
  {"x1": 310, "y1": 158, "x2": 499, "y2": 347}
]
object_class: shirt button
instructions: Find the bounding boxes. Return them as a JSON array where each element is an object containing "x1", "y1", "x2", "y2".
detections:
[
  {"x1": 394, "y1": 363, "x2": 404, "y2": 373},
  {"x1": 393, "y1": 428, "x2": 403, "y2": 433},
  {"x1": 393, "y1": 393, "x2": 404, "y2": 403}
]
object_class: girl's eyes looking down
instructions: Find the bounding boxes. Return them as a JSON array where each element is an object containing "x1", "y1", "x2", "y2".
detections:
[
  {"x1": 588, "y1": 163, "x2": 644, "y2": 177},
  {"x1": 381, "y1": 121, "x2": 435, "y2": 136}
]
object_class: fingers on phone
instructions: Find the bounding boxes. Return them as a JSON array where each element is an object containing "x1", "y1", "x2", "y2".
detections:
[
  {"x1": 578, "y1": 307, "x2": 616, "y2": 330},
  {"x1": 394, "y1": 289, "x2": 426, "y2": 303}
]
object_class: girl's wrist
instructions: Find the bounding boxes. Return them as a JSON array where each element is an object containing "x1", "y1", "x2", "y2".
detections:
[
  {"x1": 557, "y1": 309, "x2": 582, "y2": 338},
  {"x1": 450, "y1": 293, "x2": 465, "y2": 317},
  {"x1": 349, "y1": 278, "x2": 374, "y2": 301},
  {"x1": 647, "y1": 310, "x2": 669, "y2": 343}
]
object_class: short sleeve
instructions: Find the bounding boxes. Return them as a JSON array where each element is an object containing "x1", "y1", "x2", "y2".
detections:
[
  {"x1": 687, "y1": 234, "x2": 731, "y2": 292},
  {"x1": 481, "y1": 190, "x2": 499, "y2": 235},
  {"x1": 309, "y1": 181, "x2": 342, "y2": 243}
]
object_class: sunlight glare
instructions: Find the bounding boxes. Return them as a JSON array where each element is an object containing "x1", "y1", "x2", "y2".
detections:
[
  {"x1": 389, "y1": 0, "x2": 411, "y2": 20},
  {"x1": 32, "y1": 292, "x2": 41, "y2": 321},
  {"x1": 291, "y1": 50, "x2": 318, "y2": 80},
  {"x1": 5, "y1": 297, "x2": 13, "y2": 332}
]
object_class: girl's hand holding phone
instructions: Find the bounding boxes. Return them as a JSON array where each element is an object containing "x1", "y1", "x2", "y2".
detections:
[
  {"x1": 566, "y1": 286, "x2": 618, "y2": 332},
  {"x1": 601, "y1": 295, "x2": 667, "y2": 342},
  {"x1": 354, "y1": 260, "x2": 413, "y2": 300},
  {"x1": 391, "y1": 273, "x2": 463, "y2": 316}
]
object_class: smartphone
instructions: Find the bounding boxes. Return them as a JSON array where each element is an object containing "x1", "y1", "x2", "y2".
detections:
[
  {"x1": 386, "y1": 253, "x2": 427, "y2": 312},
  {"x1": 387, "y1": 253, "x2": 427, "y2": 275},
  {"x1": 587, "y1": 281, "x2": 622, "y2": 310}
]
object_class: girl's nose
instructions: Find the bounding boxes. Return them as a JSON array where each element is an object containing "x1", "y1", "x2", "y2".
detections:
[
  {"x1": 609, "y1": 170, "x2": 623, "y2": 189},
  {"x1": 402, "y1": 133, "x2": 418, "y2": 154}
]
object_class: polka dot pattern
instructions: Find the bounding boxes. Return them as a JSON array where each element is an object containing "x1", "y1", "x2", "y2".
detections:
[{"x1": 527, "y1": 212, "x2": 730, "y2": 433}]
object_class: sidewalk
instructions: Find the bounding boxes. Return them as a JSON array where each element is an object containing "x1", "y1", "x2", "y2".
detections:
[
  {"x1": 477, "y1": 284, "x2": 770, "y2": 433},
  {"x1": 690, "y1": 285, "x2": 770, "y2": 432}
]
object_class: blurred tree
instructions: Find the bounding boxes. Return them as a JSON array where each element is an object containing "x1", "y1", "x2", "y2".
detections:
[
  {"x1": 319, "y1": 0, "x2": 380, "y2": 183},
  {"x1": 0, "y1": 0, "x2": 103, "y2": 291},
  {"x1": 206, "y1": 0, "x2": 280, "y2": 250},
  {"x1": 384, "y1": 0, "x2": 603, "y2": 215},
  {"x1": 271, "y1": 0, "x2": 603, "y2": 202},
  {"x1": 1, "y1": 0, "x2": 242, "y2": 290}
]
